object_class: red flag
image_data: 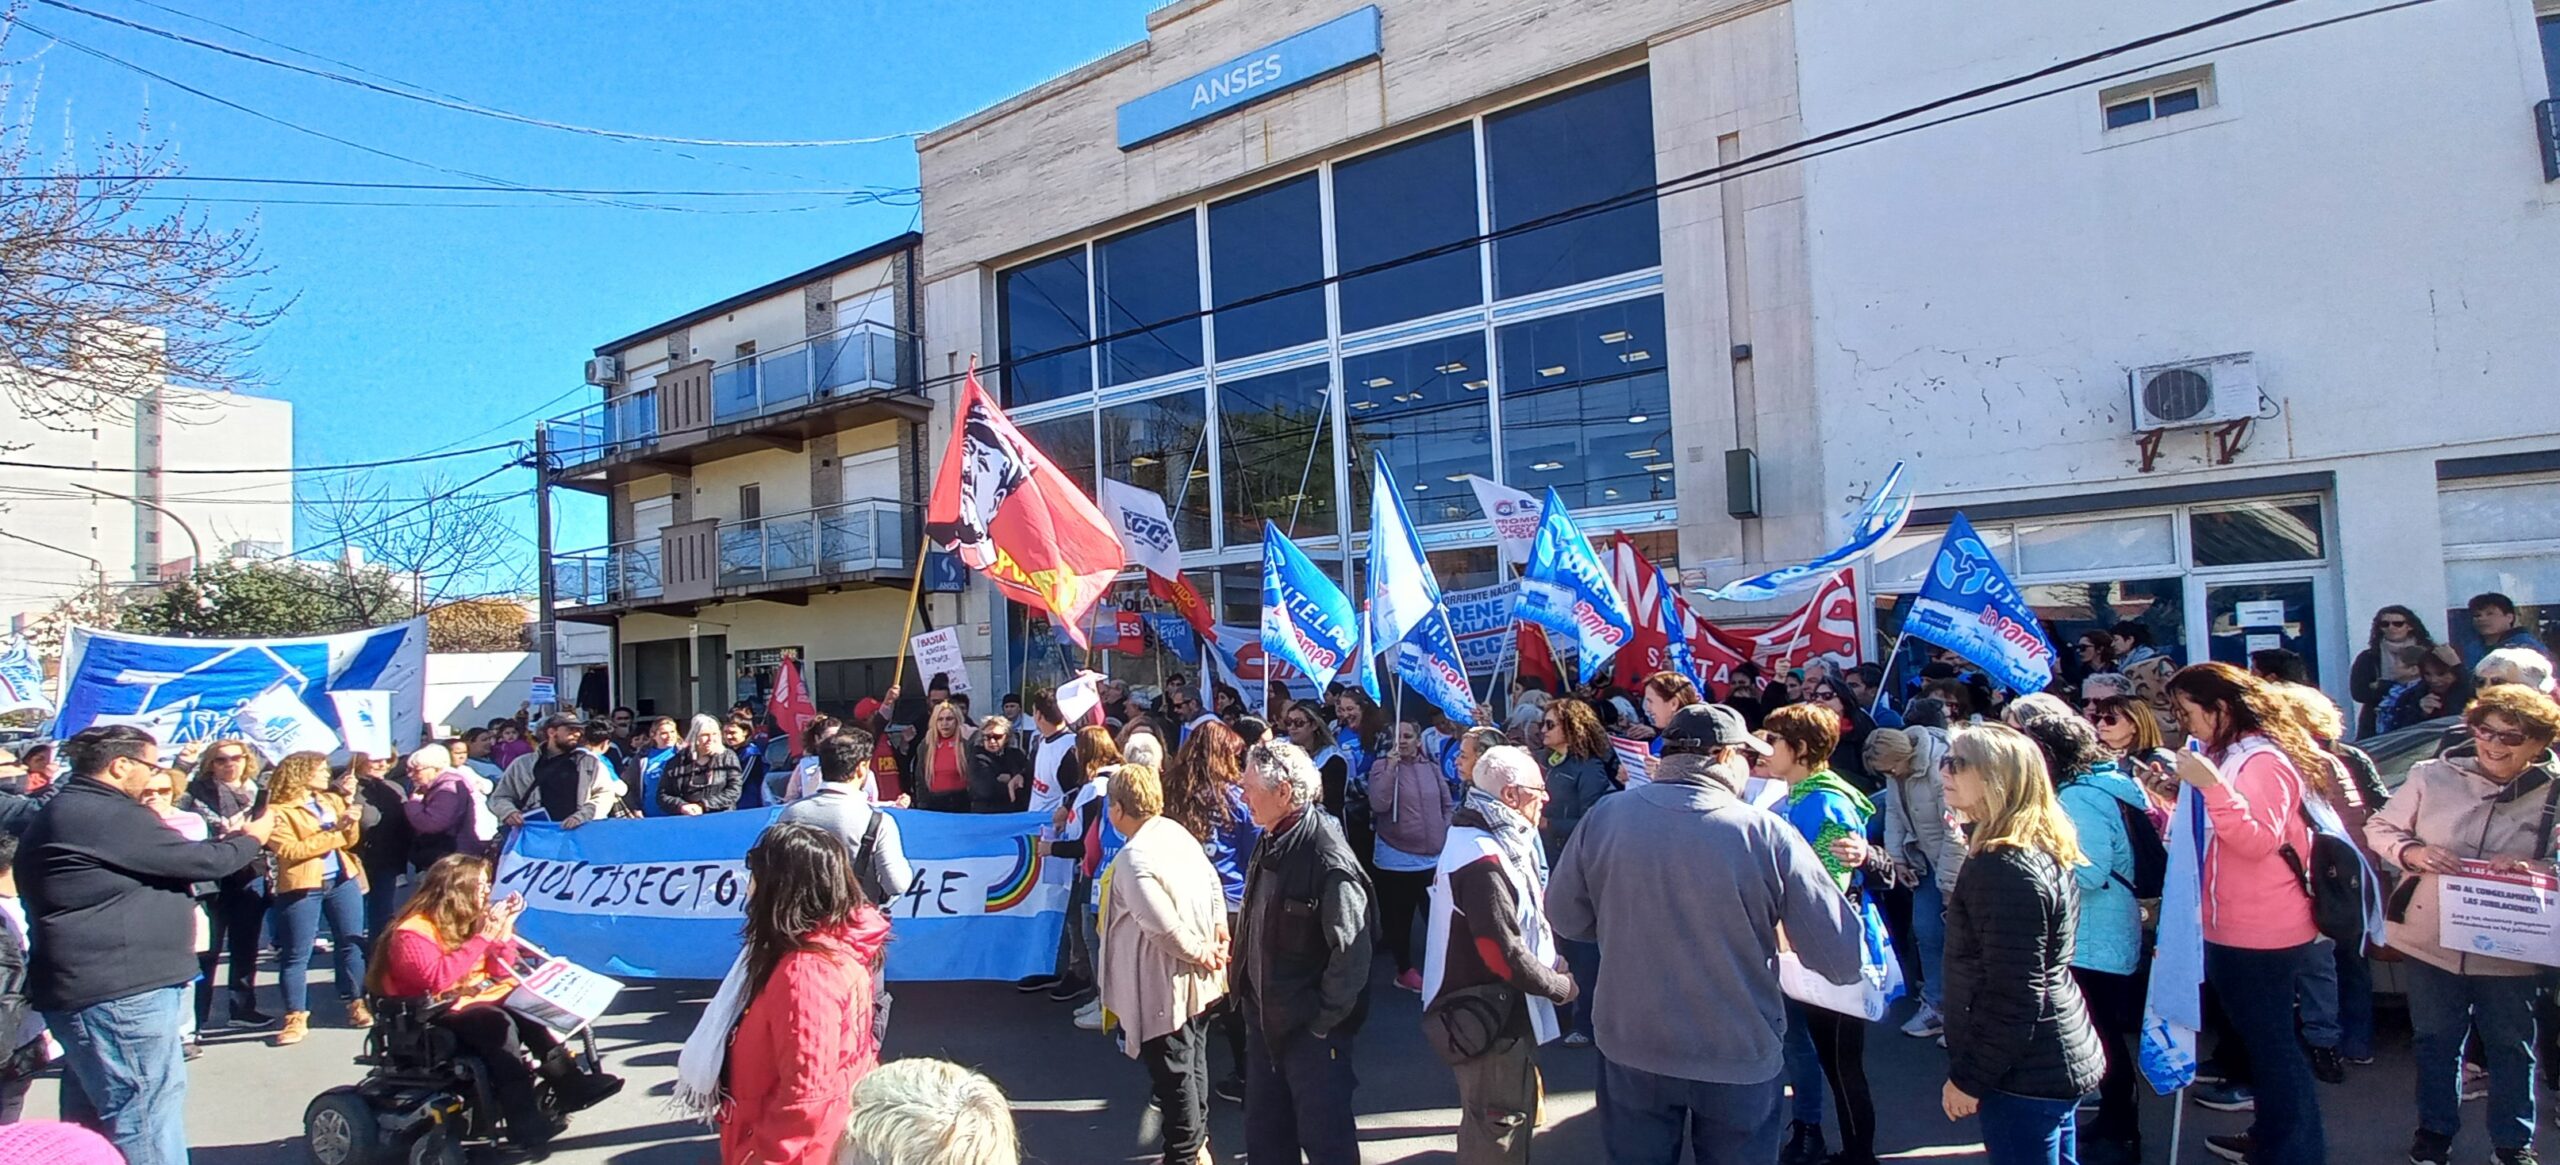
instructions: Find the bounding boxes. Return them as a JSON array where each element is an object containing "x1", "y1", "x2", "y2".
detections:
[
  {"x1": 1111, "y1": 610, "x2": 1148, "y2": 657},
  {"x1": 1150, "y1": 571, "x2": 1217, "y2": 640},
  {"x1": 1516, "y1": 621, "x2": 1564, "y2": 694},
  {"x1": 925, "y1": 366, "x2": 1124, "y2": 647},
  {"x1": 1607, "y1": 533, "x2": 1674, "y2": 691},
  {"x1": 768, "y1": 652, "x2": 817, "y2": 757},
  {"x1": 1684, "y1": 570, "x2": 1863, "y2": 683}
]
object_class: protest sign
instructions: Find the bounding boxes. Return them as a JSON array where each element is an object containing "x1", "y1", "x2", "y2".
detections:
[
  {"x1": 2439, "y1": 859, "x2": 2560, "y2": 967},
  {"x1": 1445, "y1": 583, "x2": 1519, "y2": 675},
  {"x1": 909, "y1": 627, "x2": 970, "y2": 693},
  {"x1": 328, "y1": 690, "x2": 394, "y2": 758}
]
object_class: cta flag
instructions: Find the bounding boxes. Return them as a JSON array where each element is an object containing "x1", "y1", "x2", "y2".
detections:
[
  {"x1": 1901, "y1": 515, "x2": 2056, "y2": 694},
  {"x1": 1466, "y1": 475, "x2": 1545, "y2": 566},
  {"x1": 925, "y1": 367, "x2": 1123, "y2": 647},
  {"x1": 1695, "y1": 462, "x2": 1911, "y2": 604},
  {"x1": 1102, "y1": 476, "x2": 1217, "y2": 640},
  {"x1": 1516, "y1": 489, "x2": 1632, "y2": 684},
  {"x1": 1261, "y1": 523, "x2": 1359, "y2": 690}
]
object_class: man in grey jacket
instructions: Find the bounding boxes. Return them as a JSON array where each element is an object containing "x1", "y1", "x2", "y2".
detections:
[{"x1": 1546, "y1": 703, "x2": 1861, "y2": 1165}]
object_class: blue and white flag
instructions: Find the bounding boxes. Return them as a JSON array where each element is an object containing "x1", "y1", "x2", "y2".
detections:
[
  {"x1": 54, "y1": 619, "x2": 427, "y2": 753},
  {"x1": 1695, "y1": 462, "x2": 1912, "y2": 604},
  {"x1": 1516, "y1": 488, "x2": 1633, "y2": 684},
  {"x1": 1655, "y1": 562, "x2": 1704, "y2": 690},
  {"x1": 499, "y1": 807, "x2": 1068, "y2": 982},
  {"x1": 1900, "y1": 513, "x2": 2057, "y2": 694},
  {"x1": 1360, "y1": 454, "x2": 1468, "y2": 716},
  {"x1": 0, "y1": 636, "x2": 47, "y2": 715},
  {"x1": 1392, "y1": 607, "x2": 1478, "y2": 723},
  {"x1": 1142, "y1": 612, "x2": 1199, "y2": 665},
  {"x1": 2140, "y1": 785, "x2": 2209, "y2": 1094},
  {"x1": 1261, "y1": 522, "x2": 1360, "y2": 690}
]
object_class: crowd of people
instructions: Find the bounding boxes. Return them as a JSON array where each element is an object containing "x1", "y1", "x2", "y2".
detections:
[{"x1": 0, "y1": 589, "x2": 2555, "y2": 1165}]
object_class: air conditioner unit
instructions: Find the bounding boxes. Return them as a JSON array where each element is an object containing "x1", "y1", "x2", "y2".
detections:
[
  {"x1": 2127, "y1": 352, "x2": 2260, "y2": 432},
  {"x1": 583, "y1": 355, "x2": 621, "y2": 387}
]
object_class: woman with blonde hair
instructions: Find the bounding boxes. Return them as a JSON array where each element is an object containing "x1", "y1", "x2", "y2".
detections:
[
  {"x1": 906, "y1": 700, "x2": 976, "y2": 813},
  {"x1": 185, "y1": 738, "x2": 271, "y2": 1028},
  {"x1": 1937, "y1": 723, "x2": 2103, "y2": 1164},
  {"x1": 262, "y1": 751, "x2": 370, "y2": 1045},
  {"x1": 1098, "y1": 762, "x2": 1231, "y2": 1165}
]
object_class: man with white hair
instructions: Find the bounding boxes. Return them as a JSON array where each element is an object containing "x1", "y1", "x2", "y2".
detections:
[
  {"x1": 1233, "y1": 739, "x2": 1375, "y2": 1164},
  {"x1": 838, "y1": 1057, "x2": 1019, "y2": 1165},
  {"x1": 654, "y1": 714, "x2": 742, "y2": 816},
  {"x1": 2476, "y1": 646, "x2": 2558, "y2": 697},
  {"x1": 1425, "y1": 744, "x2": 1577, "y2": 1164},
  {"x1": 1546, "y1": 704, "x2": 1860, "y2": 1165}
]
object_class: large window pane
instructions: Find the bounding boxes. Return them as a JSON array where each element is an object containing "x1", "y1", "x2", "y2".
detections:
[
  {"x1": 1333, "y1": 126, "x2": 1483, "y2": 333},
  {"x1": 1095, "y1": 213, "x2": 1203, "y2": 386},
  {"x1": 1345, "y1": 332, "x2": 1493, "y2": 527},
  {"x1": 1209, "y1": 175, "x2": 1326, "y2": 360},
  {"x1": 2014, "y1": 514, "x2": 2177, "y2": 576},
  {"x1": 2189, "y1": 500, "x2": 2323, "y2": 566},
  {"x1": 1101, "y1": 390, "x2": 1211, "y2": 551},
  {"x1": 1497, "y1": 297, "x2": 1672, "y2": 511},
  {"x1": 998, "y1": 249, "x2": 1091, "y2": 406},
  {"x1": 2442, "y1": 480, "x2": 2560, "y2": 548},
  {"x1": 2542, "y1": 15, "x2": 2560, "y2": 100},
  {"x1": 1218, "y1": 364, "x2": 1338, "y2": 545},
  {"x1": 1018, "y1": 412, "x2": 1095, "y2": 496},
  {"x1": 1872, "y1": 525, "x2": 2017, "y2": 591},
  {"x1": 1487, "y1": 69, "x2": 1661, "y2": 298}
]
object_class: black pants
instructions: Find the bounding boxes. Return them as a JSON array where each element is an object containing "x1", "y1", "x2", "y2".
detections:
[
  {"x1": 0, "y1": 1074, "x2": 28, "y2": 1124},
  {"x1": 440, "y1": 1006, "x2": 560, "y2": 1135},
  {"x1": 2074, "y1": 965, "x2": 2147, "y2": 1148},
  {"x1": 1375, "y1": 869, "x2": 1431, "y2": 974},
  {"x1": 196, "y1": 884, "x2": 266, "y2": 1025},
  {"x1": 1141, "y1": 1013, "x2": 1211, "y2": 1163},
  {"x1": 1244, "y1": 1023, "x2": 1360, "y2": 1164},
  {"x1": 1801, "y1": 1005, "x2": 1874, "y2": 1163}
]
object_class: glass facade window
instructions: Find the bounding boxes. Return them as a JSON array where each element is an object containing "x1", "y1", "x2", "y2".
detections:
[
  {"x1": 1333, "y1": 126, "x2": 1484, "y2": 334},
  {"x1": 1218, "y1": 363, "x2": 1338, "y2": 545},
  {"x1": 1485, "y1": 69, "x2": 1661, "y2": 298},
  {"x1": 2189, "y1": 500, "x2": 2323, "y2": 566},
  {"x1": 1094, "y1": 213, "x2": 1204, "y2": 386},
  {"x1": 2013, "y1": 514, "x2": 2178, "y2": 576},
  {"x1": 1018, "y1": 413, "x2": 1096, "y2": 495},
  {"x1": 1100, "y1": 391, "x2": 1212, "y2": 550},
  {"x1": 1346, "y1": 332, "x2": 1493, "y2": 527},
  {"x1": 1209, "y1": 175, "x2": 1327, "y2": 361},
  {"x1": 1497, "y1": 296, "x2": 1672, "y2": 511},
  {"x1": 2540, "y1": 14, "x2": 2559, "y2": 101},
  {"x1": 997, "y1": 249, "x2": 1091, "y2": 406}
]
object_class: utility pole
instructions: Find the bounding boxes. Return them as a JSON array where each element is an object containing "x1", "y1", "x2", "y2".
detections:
[{"x1": 533, "y1": 425, "x2": 559, "y2": 698}]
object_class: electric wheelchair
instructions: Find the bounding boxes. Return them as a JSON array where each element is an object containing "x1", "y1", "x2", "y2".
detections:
[{"x1": 302, "y1": 995, "x2": 606, "y2": 1165}]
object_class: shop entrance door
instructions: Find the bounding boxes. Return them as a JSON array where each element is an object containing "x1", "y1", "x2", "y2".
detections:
[{"x1": 2200, "y1": 578, "x2": 2322, "y2": 682}]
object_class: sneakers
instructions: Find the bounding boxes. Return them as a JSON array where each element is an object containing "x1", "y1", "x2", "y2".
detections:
[
  {"x1": 182, "y1": 1039, "x2": 202, "y2": 1062},
  {"x1": 226, "y1": 993, "x2": 271, "y2": 1027},
  {"x1": 1073, "y1": 1000, "x2": 1104, "y2": 1031},
  {"x1": 1780, "y1": 1120, "x2": 1826, "y2": 1165},
  {"x1": 2308, "y1": 1046, "x2": 2344, "y2": 1084},
  {"x1": 2493, "y1": 1148, "x2": 2542, "y2": 1165},
  {"x1": 2408, "y1": 1130, "x2": 2453, "y2": 1165},
  {"x1": 1014, "y1": 973, "x2": 1063, "y2": 994},
  {"x1": 1394, "y1": 969, "x2": 1424, "y2": 993},
  {"x1": 2204, "y1": 1133, "x2": 2253, "y2": 1163},
  {"x1": 271, "y1": 1011, "x2": 310, "y2": 1047},
  {"x1": 1900, "y1": 1002, "x2": 1944, "y2": 1039},
  {"x1": 346, "y1": 999, "x2": 374, "y2": 1030},
  {"x1": 2190, "y1": 1081, "x2": 2255, "y2": 1112},
  {"x1": 1213, "y1": 1075, "x2": 1246, "y2": 1104}
]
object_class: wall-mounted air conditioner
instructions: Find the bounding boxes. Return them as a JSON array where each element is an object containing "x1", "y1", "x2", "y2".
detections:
[
  {"x1": 2128, "y1": 352, "x2": 2260, "y2": 432},
  {"x1": 584, "y1": 355, "x2": 622, "y2": 387}
]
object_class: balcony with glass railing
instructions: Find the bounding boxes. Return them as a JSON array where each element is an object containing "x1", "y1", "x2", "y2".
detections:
[
  {"x1": 554, "y1": 499, "x2": 912, "y2": 615},
  {"x1": 545, "y1": 387, "x2": 659, "y2": 474},
  {"x1": 711, "y1": 319, "x2": 907, "y2": 424},
  {"x1": 718, "y1": 499, "x2": 910, "y2": 587},
  {"x1": 552, "y1": 538, "x2": 663, "y2": 608}
]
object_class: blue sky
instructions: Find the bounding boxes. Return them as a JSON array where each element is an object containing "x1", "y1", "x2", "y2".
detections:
[{"x1": 20, "y1": 0, "x2": 1158, "y2": 572}]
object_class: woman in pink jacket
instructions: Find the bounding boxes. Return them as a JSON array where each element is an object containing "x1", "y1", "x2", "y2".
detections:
[
  {"x1": 715, "y1": 822, "x2": 889, "y2": 1165},
  {"x1": 2165, "y1": 662, "x2": 2332, "y2": 1165}
]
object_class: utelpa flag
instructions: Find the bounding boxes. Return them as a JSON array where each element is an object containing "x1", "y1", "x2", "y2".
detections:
[
  {"x1": 1516, "y1": 488, "x2": 1633, "y2": 684},
  {"x1": 1900, "y1": 513, "x2": 2057, "y2": 694},
  {"x1": 1261, "y1": 522, "x2": 1359, "y2": 690},
  {"x1": 1358, "y1": 454, "x2": 1469, "y2": 720}
]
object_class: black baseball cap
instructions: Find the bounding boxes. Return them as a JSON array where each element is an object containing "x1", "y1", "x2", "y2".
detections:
[
  {"x1": 539, "y1": 713, "x2": 584, "y2": 731},
  {"x1": 1661, "y1": 703, "x2": 1770, "y2": 757}
]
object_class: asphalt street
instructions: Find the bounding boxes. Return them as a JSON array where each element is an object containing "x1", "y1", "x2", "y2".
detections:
[{"x1": 15, "y1": 964, "x2": 2478, "y2": 1163}]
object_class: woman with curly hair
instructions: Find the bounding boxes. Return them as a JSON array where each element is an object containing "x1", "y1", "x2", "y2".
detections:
[
  {"x1": 1162, "y1": 719, "x2": 1260, "y2": 1097},
  {"x1": 260, "y1": 751, "x2": 370, "y2": 1046}
]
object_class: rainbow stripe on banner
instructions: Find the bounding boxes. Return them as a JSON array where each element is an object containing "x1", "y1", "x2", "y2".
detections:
[{"x1": 983, "y1": 836, "x2": 1043, "y2": 914}]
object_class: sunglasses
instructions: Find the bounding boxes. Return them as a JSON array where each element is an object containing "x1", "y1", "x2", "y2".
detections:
[
  {"x1": 2090, "y1": 710, "x2": 2127, "y2": 727},
  {"x1": 2379, "y1": 618, "x2": 2412, "y2": 629},
  {"x1": 1938, "y1": 756, "x2": 1966, "y2": 775},
  {"x1": 2472, "y1": 724, "x2": 2539, "y2": 749}
]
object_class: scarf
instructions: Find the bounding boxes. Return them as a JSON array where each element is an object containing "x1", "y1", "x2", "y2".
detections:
[
  {"x1": 2377, "y1": 632, "x2": 2422, "y2": 683},
  {"x1": 1458, "y1": 788, "x2": 1546, "y2": 888},
  {"x1": 669, "y1": 949, "x2": 753, "y2": 1123}
]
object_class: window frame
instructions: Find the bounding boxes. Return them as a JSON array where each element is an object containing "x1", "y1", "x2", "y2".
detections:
[{"x1": 2097, "y1": 65, "x2": 2218, "y2": 132}]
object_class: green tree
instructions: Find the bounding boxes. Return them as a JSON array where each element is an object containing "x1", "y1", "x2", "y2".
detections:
[{"x1": 120, "y1": 559, "x2": 416, "y2": 639}]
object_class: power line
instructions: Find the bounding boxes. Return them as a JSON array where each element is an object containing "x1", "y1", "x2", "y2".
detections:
[
  {"x1": 9, "y1": 439, "x2": 522, "y2": 475},
  {"x1": 15, "y1": 174, "x2": 922, "y2": 198},
  {"x1": 32, "y1": 0, "x2": 928, "y2": 149}
]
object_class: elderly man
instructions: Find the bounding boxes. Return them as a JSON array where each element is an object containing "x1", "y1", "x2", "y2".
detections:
[
  {"x1": 1234, "y1": 740, "x2": 1375, "y2": 1164},
  {"x1": 1546, "y1": 704, "x2": 1861, "y2": 1165},
  {"x1": 1426, "y1": 744, "x2": 1577, "y2": 1164}
]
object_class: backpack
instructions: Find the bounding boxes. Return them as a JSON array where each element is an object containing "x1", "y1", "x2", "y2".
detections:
[
  {"x1": 2278, "y1": 792, "x2": 2379, "y2": 952},
  {"x1": 2113, "y1": 799, "x2": 2168, "y2": 901}
]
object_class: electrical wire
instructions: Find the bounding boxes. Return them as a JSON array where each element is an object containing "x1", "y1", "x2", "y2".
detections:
[
  {"x1": 15, "y1": 174, "x2": 922, "y2": 198},
  {"x1": 8, "y1": 439, "x2": 522, "y2": 475},
  {"x1": 32, "y1": 0, "x2": 928, "y2": 149}
]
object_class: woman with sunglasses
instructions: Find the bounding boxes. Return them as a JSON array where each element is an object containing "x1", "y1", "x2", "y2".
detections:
[
  {"x1": 967, "y1": 715, "x2": 1031, "y2": 813},
  {"x1": 185, "y1": 739, "x2": 272, "y2": 1029},
  {"x1": 2364, "y1": 685, "x2": 2560, "y2": 1165},
  {"x1": 1537, "y1": 695, "x2": 1616, "y2": 1047},
  {"x1": 2084, "y1": 695, "x2": 2177, "y2": 826},
  {"x1": 1808, "y1": 681, "x2": 1880, "y2": 793},
  {"x1": 2349, "y1": 606, "x2": 2435, "y2": 740}
]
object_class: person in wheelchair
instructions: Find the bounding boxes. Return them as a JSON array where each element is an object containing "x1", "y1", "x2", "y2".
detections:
[{"x1": 367, "y1": 854, "x2": 623, "y2": 1148}]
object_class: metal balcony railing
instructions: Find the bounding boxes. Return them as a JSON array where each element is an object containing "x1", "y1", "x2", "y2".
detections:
[
  {"x1": 717, "y1": 499, "x2": 910, "y2": 587},
  {"x1": 552, "y1": 538, "x2": 662, "y2": 607},
  {"x1": 710, "y1": 319, "x2": 910, "y2": 425}
]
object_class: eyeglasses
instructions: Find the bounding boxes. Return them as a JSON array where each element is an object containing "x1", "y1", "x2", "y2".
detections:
[
  {"x1": 2089, "y1": 709, "x2": 2127, "y2": 727},
  {"x1": 1541, "y1": 718, "x2": 1562, "y2": 729},
  {"x1": 1812, "y1": 690, "x2": 1842, "y2": 702},
  {"x1": 142, "y1": 786, "x2": 175, "y2": 799},
  {"x1": 1284, "y1": 717, "x2": 1312, "y2": 729},
  {"x1": 2472, "y1": 724, "x2": 2539, "y2": 748},
  {"x1": 2378, "y1": 618, "x2": 2412, "y2": 629}
]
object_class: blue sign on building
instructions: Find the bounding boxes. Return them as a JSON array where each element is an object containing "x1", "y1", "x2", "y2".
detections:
[{"x1": 1117, "y1": 6, "x2": 1383, "y2": 150}]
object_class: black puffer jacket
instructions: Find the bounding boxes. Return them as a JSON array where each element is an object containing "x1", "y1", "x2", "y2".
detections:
[{"x1": 1943, "y1": 844, "x2": 2105, "y2": 1102}]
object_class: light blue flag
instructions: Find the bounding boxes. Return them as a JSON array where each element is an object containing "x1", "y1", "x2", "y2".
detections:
[
  {"x1": 1900, "y1": 512, "x2": 2058, "y2": 694},
  {"x1": 1695, "y1": 462, "x2": 1911, "y2": 603},
  {"x1": 1361, "y1": 454, "x2": 1450, "y2": 704},
  {"x1": 1394, "y1": 605, "x2": 1479, "y2": 724},
  {"x1": 1516, "y1": 488, "x2": 1633, "y2": 684},
  {"x1": 1654, "y1": 562, "x2": 1704, "y2": 690},
  {"x1": 1261, "y1": 522, "x2": 1360, "y2": 690}
]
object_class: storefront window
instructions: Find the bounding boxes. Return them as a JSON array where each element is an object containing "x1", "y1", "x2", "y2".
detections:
[
  {"x1": 1018, "y1": 412, "x2": 1096, "y2": 494},
  {"x1": 1486, "y1": 68, "x2": 1661, "y2": 298},
  {"x1": 1332, "y1": 125, "x2": 1484, "y2": 334},
  {"x1": 1209, "y1": 175, "x2": 1326, "y2": 361},
  {"x1": 1345, "y1": 332, "x2": 1493, "y2": 528},
  {"x1": 997, "y1": 248, "x2": 1091, "y2": 406},
  {"x1": 2441, "y1": 478, "x2": 2560, "y2": 660},
  {"x1": 1094, "y1": 213, "x2": 1204, "y2": 386},
  {"x1": 2013, "y1": 514, "x2": 2177, "y2": 576},
  {"x1": 1101, "y1": 390, "x2": 1211, "y2": 550},
  {"x1": 1218, "y1": 363, "x2": 1338, "y2": 546},
  {"x1": 2189, "y1": 500, "x2": 2323, "y2": 566},
  {"x1": 1496, "y1": 297, "x2": 1673, "y2": 511},
  {"x1": 1428, "y1": 546, "x2": 1502, "y2": 591}
]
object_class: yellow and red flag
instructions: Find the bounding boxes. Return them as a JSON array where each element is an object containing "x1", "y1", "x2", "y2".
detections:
[{"x1": 923, "y1": 366, "x2": 1124, "y2": 646}]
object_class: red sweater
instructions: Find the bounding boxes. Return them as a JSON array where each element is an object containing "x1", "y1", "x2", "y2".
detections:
[
  {"x1": 376, "y1": 920, "x2": 519, "y2": 1000},
  {"x1": 719, "y1": 909, "x2": 890, "y2": 1165}
]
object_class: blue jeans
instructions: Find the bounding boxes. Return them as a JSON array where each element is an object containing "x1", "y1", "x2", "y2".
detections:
[
  {"x1": 45, "y1": 985, "x2": 190, "y2": 1165},
  {"x1": 2405, "y1": 959, "x2": 2538, "y2": 1151},
  {"x1": 1977, "y1": 1089, "x2": 2082, "y2": 1165},
  {"x1": 1560, "y1": 938, "x2": 1600, "y2": 1039},
  {"x1": 1597, "y1": 1056, "x2": 1785, "y2": 1165},
  {"x1": 272, "y1": 873, "x2": 368, "y2": 1013},
  {"x1": 2205, "y1": 942, "x2": 2326, "y2": 1165},
  {"x1": 1911, "y1": 876, "x2": 1947, "y2": 1009},
  {"x1": 1784, "y1": 1004, "x2": 1824, "y2": 1123},
  {"x1": 361, "y1": 868, "x2": 403, "y2": 950}
]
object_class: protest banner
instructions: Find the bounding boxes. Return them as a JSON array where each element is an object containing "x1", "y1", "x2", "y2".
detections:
[
  {"x1": 53, "y1": 619, "x2": 427, "y2": 752},
  {"x1": 328, "y1": 690, "x2": 394, "y2": 759},
  {"x1": 2438, "y1": 859, "x2": 2560, "y2": 966},
  {"x1": 497, "y1": 806, "x2": 1069, "y2": 982},
  {"x1": 1444, "y1": 583, "x2": 1519, "y2": 675},
  {"x1": 909, "y1": 627, "x2": 970, "y2": 693}
]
